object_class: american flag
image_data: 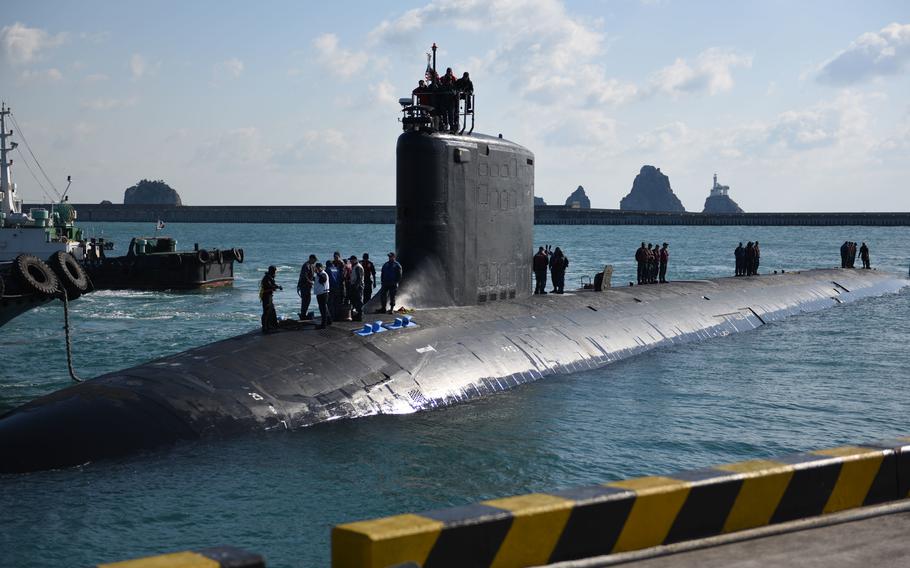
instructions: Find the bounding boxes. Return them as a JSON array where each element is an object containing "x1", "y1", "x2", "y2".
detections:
[{"x1": 425, "y1": 52, "x2": 434, "y2": 83}]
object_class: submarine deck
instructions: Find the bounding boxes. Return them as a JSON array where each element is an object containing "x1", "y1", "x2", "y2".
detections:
[{"x1": 1, "y1": 268, "x2": 906, "y2": 473}]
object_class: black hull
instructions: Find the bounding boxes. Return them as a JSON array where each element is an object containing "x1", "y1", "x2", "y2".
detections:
[
  {"x1": 82, "y1": 253, "x2": 234, "y2": 290},
  {"x1": 0, "y1": 263, "x2": 56, "y2": 327},
  {"x1": 0, "y1": 268, "x2": 905, "y2": 473},
  {"x1": 0, "y1": 293, "x2": 54, "y2": 326}
]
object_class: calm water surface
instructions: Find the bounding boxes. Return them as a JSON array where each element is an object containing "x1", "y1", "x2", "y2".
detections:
[{"x1": 1, "y1": 223, "x2": 909, "y2": 567}]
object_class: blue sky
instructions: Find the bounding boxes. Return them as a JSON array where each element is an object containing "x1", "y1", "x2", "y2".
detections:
[{"x1": 2, "y1": 0, "x2": 908, "y2": 211}]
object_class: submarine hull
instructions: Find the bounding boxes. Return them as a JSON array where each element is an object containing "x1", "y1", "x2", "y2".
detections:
[{"x1": 1, "y1": 268, "x2": 905, "y2": 473}]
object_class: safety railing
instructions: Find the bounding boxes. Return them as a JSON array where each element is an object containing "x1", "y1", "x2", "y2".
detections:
[{"x1": 399, "y1": 91, "x2": 474, "y2": 135}]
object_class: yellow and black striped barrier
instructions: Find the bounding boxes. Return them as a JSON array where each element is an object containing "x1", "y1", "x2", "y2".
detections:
[
  {"x1": 97, "y1": 545, "x2": 264, "y2": 568},
  {"x1": 332, "y1": 437, "x2": 910, "y2": 568}
]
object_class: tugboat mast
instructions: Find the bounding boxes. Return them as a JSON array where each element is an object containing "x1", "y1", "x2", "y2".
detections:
[{"x1": 0, "y1": 103, "x2": 17, "y2": 216}]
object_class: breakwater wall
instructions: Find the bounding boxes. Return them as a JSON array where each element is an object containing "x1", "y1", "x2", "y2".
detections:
[{"x1": 39, "y1": 204, "x2": 910, "y2": 226}]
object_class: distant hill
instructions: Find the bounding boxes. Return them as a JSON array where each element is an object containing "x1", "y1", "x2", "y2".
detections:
[
  {"x1": 124, "y1": 179, "x2": 182, "y2": 206},
  {"x1": 534, "y1": 196, "x2": 547, "y2": 206},
  {"x1": 620, "y1": 166, "x2": 685, "y2": 212},
  {"x1": 565, "y1": 186, "x2": 591, "y2": 209}
]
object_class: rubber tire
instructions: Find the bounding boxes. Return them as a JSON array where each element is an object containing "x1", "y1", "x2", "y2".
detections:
[
  {"x1": 49, "y1": 251, "x2": 90, "y2": 298},
  {"x1": 169, "y1": 254, "x2": 183, "y2": 268},
  {"x1": 214, "y1": 249, "x2": 223, "y2": 264},
  {"x1": 197, "y1": 249, "x2": 211, "y2": 264},
  {"x1": 14, "y1": 254, "x2": 60, "y2": 297},
  {"x1": 233, "y1": 247, "x2": 244, "y2": 263}
]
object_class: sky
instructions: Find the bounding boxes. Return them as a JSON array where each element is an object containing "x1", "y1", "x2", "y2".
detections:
[{"x1": 1, "y1": 0, "x2": 909, "y2": 211}]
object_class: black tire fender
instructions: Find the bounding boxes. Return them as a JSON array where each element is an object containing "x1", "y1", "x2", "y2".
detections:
[
  {"x1": 14, "y1": 254, "x2": 60, "y2": 297},
  {"x1": 197, "y1": 249, "x2": 211, "y2": 264},
  {"x1": 49, "y1": 251, "x2": 90, "y2": 298},
  {"x1": 233, "y1": 248, "x2": 244, "y2": 263}
]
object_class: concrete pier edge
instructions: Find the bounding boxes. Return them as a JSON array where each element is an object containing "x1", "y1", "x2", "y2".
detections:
[
  {"x1": 96, "y1": 545, "x2": 265, "y2": 568},
  {"x1": 331, "y1": 437, "x2": 910, "y2": 568}
]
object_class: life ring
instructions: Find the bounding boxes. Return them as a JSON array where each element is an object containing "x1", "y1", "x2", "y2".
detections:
[
  {"x1": 233, "y1": 247, "x2": 244, "y2": 263},
  {"x1": 197, "y1": 249, "x2": 211, "y2": 264},
  {"x1": 48, "y1": 251, "x2": 90, "y2": 298},
  {"x1": 13, "y1": 254, "x2": 60, "y2": 297}
]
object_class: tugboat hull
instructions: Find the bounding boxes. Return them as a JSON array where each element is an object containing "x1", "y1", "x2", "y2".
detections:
[{"x1": 82, "y1": 251, "x2": 236, "y2": 290}]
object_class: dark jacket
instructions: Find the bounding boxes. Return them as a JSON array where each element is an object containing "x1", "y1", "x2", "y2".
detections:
[
  {"x1": 297, "y1": 261, "x2": 315, "y2": 289},
  {"x1": 362, "y1": 259, "x2": 376, "y2": 286},
  {"x1": 549, "y1": 254, "x2": 568, "y2": 274},
  {"x1": 326, "y1": 264, "x2": 342, "y2": 289},
  {"x1": 455, "y1": 77, "x2": 473, "y2": 93},
  {"x1": 381, "y1": 260, "x2": 403, "y2": 285},
  {"x1": 260, "y1": 274, "x2": 279, "y2": 302},
  {"x1": 533, "y1": 252, "x2": 549, "y2": 272}
]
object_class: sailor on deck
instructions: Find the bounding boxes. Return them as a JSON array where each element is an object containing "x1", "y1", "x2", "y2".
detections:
[
  {"x1": 378, "y1": 252, "x2": 403, "y2": 314},
  {"x1": 297, "y1": 254, "x2": 317, "y2": 320},
  {"x1": 533, "y1": 246, "x2": 549, "y2": 294},
  {"x1": 314, "y1": 263, "x2": 332, "y2": 329},
  {"x1": 349, "y1": 255, "x2": 364, "y2": 321},
  {"x1": 260, "y1": 265, "x2": 282, "y2": 334}
]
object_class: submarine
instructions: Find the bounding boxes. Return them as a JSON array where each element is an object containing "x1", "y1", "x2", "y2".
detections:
[{"x1": 1, "y1": 56, "x2": 908, "y2": 474}]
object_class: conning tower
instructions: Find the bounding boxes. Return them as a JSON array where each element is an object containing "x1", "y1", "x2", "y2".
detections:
[{"x1": 395, "y1": 45, "x2": 534, "y2": 307}]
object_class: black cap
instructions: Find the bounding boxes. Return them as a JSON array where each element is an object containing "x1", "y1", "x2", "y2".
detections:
[
  {"x1": 388, "y1": 252, "x2": 395, "y2": 257},
  {"x1": 349, "y1": 255, "x2": 358, "y2": 261}
]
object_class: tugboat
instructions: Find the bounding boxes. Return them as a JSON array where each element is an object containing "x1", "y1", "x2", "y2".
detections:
[
  {"x1": 0, "y1": 103, "x2": 92, "y2": 326},
  {"x1": 82, "y1": 234, "x2": 242, "y2": 290}
]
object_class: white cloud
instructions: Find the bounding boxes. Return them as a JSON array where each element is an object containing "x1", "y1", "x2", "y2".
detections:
[
  {"x1": 313, "y1": 33, "x2": 367, "y2": 78},
  {"x1": 543, "y1": 113, "x2": 617, "y2": 148},
  {"x1": 372, "y1": 80, "x2": 398, "y2": 106},
  {"x1": 0, "y1": 22, "x2": 66, "y2": 65},
  {"x1": 635, "y1": 121, "x2": 694, "y2": 152},
  {"x1": 214, "y1": 57, "x2": 244, "y2": 79},
  {"x1": 367, "y1": 0, "x2": 611, "y2": 106},
  {"x1": 16, "y1": 68, "x2": 63, "y2": 85},
  {"x1": 80, "y1": 97, "x2": 139, "y2": 110},
  {"x1": 129, "y1": 53, "x2": 159, "y2": 80},
  {"x1": 194, "y1": 127, "x2": 274, "y2": 168},
  {"x1": 817, "y1": 22, "x2": 910, "y2": 85},
  {"x1": 366, "y1": 1, "x2": 748, "y2": 109},
  {"x1": 84, "y1": 73, "x2": 109, "y2": 82},
  {"x1": 649, "y1": 48, "x2": 752, "y2": 97}
]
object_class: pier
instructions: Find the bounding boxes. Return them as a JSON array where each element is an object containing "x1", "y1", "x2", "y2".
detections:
[
  {"x1": 29, "y1": 204, "x2": 910, "y2": 226},
  {"x1": 331, "y1": 437, "x2": 910, "y2": 567}
]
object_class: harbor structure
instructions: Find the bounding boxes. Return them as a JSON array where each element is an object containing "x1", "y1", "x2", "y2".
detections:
[{"x1": 703, "y1": 173, "x2": 745, "y2": 213}]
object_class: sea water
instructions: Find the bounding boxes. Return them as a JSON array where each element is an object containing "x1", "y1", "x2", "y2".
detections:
[{"x1": 1, "y1": 223, "x2": 909, "y2": 567}]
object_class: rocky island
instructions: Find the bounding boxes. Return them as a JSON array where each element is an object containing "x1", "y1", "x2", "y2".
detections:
[
  {"x1": 564, "y1": 186, "x2": 591, "y2": 209},
  {"x1": 124, "y1": 179, "x2": 182, "y2": 206},
  {"x1": 619, "y1": 166, "x2": 686, "y2": 212}
]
